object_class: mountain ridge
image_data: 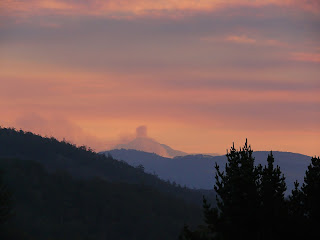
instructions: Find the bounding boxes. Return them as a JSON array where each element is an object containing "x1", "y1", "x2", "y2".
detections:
[
  {"x1": 104, "y1": 149, "x2": 312, "y2": 193},
  {"x1": 113, "y1": 136, "x2": 188, "y2": 158},
  {"x1": 0, "y1": 127, "x2": 212, "y2": 206}
]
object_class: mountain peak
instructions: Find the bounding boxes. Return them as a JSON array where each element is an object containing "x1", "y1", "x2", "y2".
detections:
[
  {"x1": 113, "y1": 137, "x2": 187, "y2": 158},
  {"x1": 111, "y1": 126, "x2": 186, "y2": 158}
]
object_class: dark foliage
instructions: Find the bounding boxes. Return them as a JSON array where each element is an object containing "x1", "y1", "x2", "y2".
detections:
[
  {"x1": 300, "y1": 156, "x2": 320, "y2": 237},
  {"x1": 258, "y1": 152, "x2": 287, "y2": 239},
  {"x1": 180, "y1": 140, "x2": 319, "y2": 240},
  {"x1": 301, "y1": 156, "x2": 320, "y2": 220},
  {"x1": 213, "y1": 140, "x2": 261, "y2": 240},
  {"x1": 0, "y1": 158, "x2": 201, "y2": 240},
  {"x1": 0, "y1": 169, "x2": 13, "y2": 224}
]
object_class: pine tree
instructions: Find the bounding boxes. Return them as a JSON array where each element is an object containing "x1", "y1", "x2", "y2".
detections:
[
  {"x1": 301, "y1": 156, "x2": 320, "y2": 237},
  {"x1": 214, "y1": 140, "x2": 260, "y2": 240},
  {"x1": 202, "y1": 196, "x2": 219, "y2": 235},
  {"x1": 180, "y1": 141, "x2": 318, "y2": 240},
  {"x1": 259, "y1": 152, "x2": 287, "y2": 239},
  {"x1": 287, "y1": 181, "x2": 305, "y2": 238},
  {"x1": 179, "y1": 197, "x2": 219, "y2": 240},
  {"x1": 288, "y1": 181, "x2": 304, "y2": 219},
  {"x1": 302, "y1": 156, "x2": 320, "y2": 220}
]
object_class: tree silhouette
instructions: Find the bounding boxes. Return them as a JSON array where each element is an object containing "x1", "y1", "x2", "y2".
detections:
[
  {"x1": 179, "y1": 197, "x2": 219, "y2": 240},
  {"x1": 302, "y1": 156, "x2": 320, "y2": 220},
  {"x1": 288, "y1": 181, "x2": 304, "y2": 219},
  {"x1": 287, "y1": 181, "x2": 306, "y2": 238},
  {"x1": 180, "y1": 141, "x2": 319, "y2": 240},
  {"x1": 214, "y1": 140, "x2": 260, "y2": 240},
  {"x1": 181, "y1": 140, "x2": 262, "y2": 240},
  {"x1": 258, "y1": 152, "x2": 286, "y2": 239},
  {"x1": 301, "y1": 156, "x2": 320, "y2": 237}
]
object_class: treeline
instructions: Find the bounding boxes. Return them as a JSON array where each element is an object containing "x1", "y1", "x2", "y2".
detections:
[
  {"x1": 0, "y1": 127, "x2": 213, "y2": 205},
  {"x1": 181, "y1": 140, "x2": 319, "y2": 240},
  {"x1": 0, "y1": 158, "x2": 201, "y2": 240},
  {"x1": 0, "y1": 127, "x2": 209, "y2": 239}
]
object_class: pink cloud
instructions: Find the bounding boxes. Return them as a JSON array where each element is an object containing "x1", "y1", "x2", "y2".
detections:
[
  {"x1": 203, "y1": 34, "x2": 289, "y2": 48},
  {"x1": 1, "y1": 0, "x2": 319, "y2": 19},
  {"x1": 291, "y1": 52, "x2": 320, "y2": 63},
  {"x1": 226, "y1": 35, "x2": 256, "y2": 44}
]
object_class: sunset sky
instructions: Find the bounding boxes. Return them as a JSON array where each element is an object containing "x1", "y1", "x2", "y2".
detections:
[{"x1": 1, "y1": 0, "x2": 319, "y2": 156}]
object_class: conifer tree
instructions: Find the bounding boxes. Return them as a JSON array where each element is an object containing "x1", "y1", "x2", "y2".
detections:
[
  {"x1": 301, "y1": 156, "x2": 320, "y2": 237},
  {"x1": 287, "y1": 181, "x2": 305, "y2": 238},
  {"x1": 179, "y1": 197, "x2": 219, "y2": 240},
  {"x1": 259, "y1": 152, "x2": 286, "y2": 239},
  {"x1": 288, "y1": 181, "x2": 304, "y2": 219},
  {"x1": 181, "y1": 141, "x2": 319, "y2": 240},
  {"x1": 301, "y1": 157, "x2": 320, "y2": 220},
  {"x1": 214, "y1": 139, "x2": 260, "y2": 240}
]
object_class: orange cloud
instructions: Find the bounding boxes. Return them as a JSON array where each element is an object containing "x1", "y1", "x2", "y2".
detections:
[
  {"x1": 1, "y1": 71, "x2": 319, "y2": 155},
  {"x1": 38, "y1": 0, "x2": 74, "y2": 10},
  {"x1": 226, "y1": 35, "x2": 256, "y2": 44},
  {"x1": 202, "y1": 34, "x2": 290, "y2": 49},
  {"x1": 291, "y1": 52, "x2": 320, "y2": 63},
  {"x1": 1, "y1": 0, "x2": 319, "y2": 19}
]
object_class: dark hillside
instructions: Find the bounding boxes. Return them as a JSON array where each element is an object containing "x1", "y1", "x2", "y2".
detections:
[
  {"x1": 0, "y1": 127, "x2": 210, "y2": 205},
  {"x1": 0, "y1": 158, "x2": 201, "y2": 240}
]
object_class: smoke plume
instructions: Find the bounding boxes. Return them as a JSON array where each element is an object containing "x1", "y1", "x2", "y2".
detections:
[{"x1": 136, "y1": 125, "x2": 148, "y2": 138}]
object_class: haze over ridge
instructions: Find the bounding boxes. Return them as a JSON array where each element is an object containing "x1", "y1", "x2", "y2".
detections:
[{"x1": 113, "y1": 126, "x2": 187, "y2": 158}]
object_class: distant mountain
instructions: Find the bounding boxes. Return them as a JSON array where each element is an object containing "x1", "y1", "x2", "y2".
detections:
[
  {"x1": 0, "y1": 127, "x2": 210, "y2": 206},
  {"x1": 113, "y1": 136, "x2": 187, "y2": 158},
  {"x1": 105, "y1": 149, "x2": 312, "y2": 193},
  {"x1": 0, "y1": 127, "x2": 210, "y2": 239}
]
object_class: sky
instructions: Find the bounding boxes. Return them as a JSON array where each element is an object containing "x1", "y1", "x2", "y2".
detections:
[{"x1": 0, "y1": 0, "x2": 319, "y2": 156}]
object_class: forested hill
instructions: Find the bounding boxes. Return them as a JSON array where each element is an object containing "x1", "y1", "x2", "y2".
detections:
[
  {"x1": 0, "y1": 127, "x2": 212, "y2": 205},
  {"x1": 0, "y1": 158, "x2": 201, "y2": 240}
]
